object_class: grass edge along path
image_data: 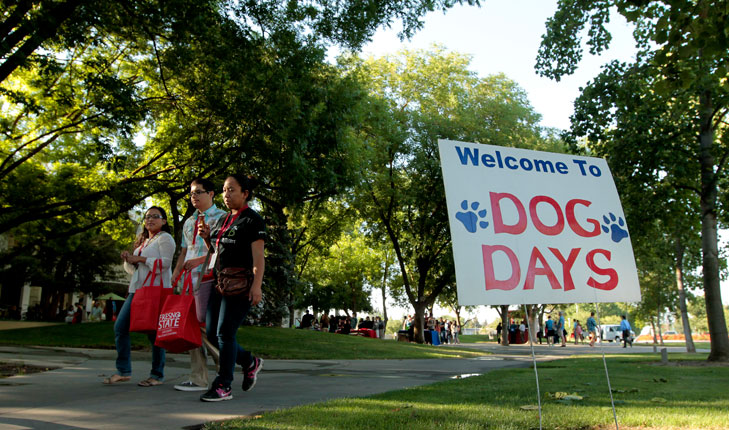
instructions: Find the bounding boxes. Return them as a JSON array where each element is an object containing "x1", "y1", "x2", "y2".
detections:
[
  {"x1": 0, "y1": 323, "x2": 485, "y2": 360},
  {"x1": 205, "y1": 354, "x2": 729, "y2": 430}
]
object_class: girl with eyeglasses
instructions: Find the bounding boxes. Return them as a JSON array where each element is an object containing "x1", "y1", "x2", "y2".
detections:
[
  {"x1": 197, "y1": 174, "x2": 266, "y2": 401},
  {"x1": 103, "y1": 206, "x2": 175, "y2": 386}
]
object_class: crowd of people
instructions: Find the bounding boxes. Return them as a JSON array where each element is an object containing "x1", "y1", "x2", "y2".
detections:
[
  {"x1": 298, "y1": 310, "x2": 386, "y2": 339},
  {"x1": 399, "y1": 314, "x2": 461, "y2": 344},
  {"x1": 63, "y1": 301, "x2": 106, "y2": 324},
  {"x1": 296, "y1": 310, "x2": 463, "y2": 345},
  {"x1": 497, "y1": 311, "x2": 626, "y2": 348},
  {"x1": 496, "y1": 318, "x2": 531, "y2": 344}
]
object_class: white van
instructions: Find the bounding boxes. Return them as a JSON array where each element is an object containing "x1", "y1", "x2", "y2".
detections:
[{"x1": 601, "y1": 324, "x2": 635, "y2": 342}]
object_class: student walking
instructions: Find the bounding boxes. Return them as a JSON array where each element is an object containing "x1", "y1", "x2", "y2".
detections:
[
  {"x1": 104, "y1": 206, "x2": 175, "y2": 386},
  {"x1": 620, "y1": 315, "x2": 633, "y2": 348},
  {"x1": 557, "y1": 311, "x2": 566, "y2": 347},
  {"x1": 171, "y1": 177, "x2": 226, "y2": 392},
  {"x1": 587, "y1": 312, "x2": 598, "y2": 347},
  {"x1": 545, "y1": 316, "x2": 554, "y2": 346},
  {"x1": 198, "y1": 174, "x2": 266, "y2": 402}
]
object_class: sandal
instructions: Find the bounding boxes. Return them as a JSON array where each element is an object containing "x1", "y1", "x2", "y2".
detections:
[
  {"x1": 138, "y1": 377, "x2": 163, "y2": 387},
  {"x1": 103, "y1": 374, "x2": 131, "y2": 385}
]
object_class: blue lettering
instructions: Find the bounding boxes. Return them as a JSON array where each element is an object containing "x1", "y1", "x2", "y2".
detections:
[
  {"x1": 481, "y1": 153, "x2": 496, "y2": 167},
  {"x1": 573, "y1": 159, "x2": 588, "y2": 176},
  {"x1": 454, "y1": 146, "x2": 580, "y2": 177},
  {"x1": 534, "y1": 159, "x2": 555, "y2": 173},
  {"x1": 456, "y1": 146, "x2": 479, "y2": 165}
]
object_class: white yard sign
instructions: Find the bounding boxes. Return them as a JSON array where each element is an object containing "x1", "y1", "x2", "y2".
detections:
[{"x1": 438, "y1": 139, "x2": 641, "y2": 306}]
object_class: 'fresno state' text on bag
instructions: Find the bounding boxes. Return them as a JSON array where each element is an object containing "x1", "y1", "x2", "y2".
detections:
[{"x1": 158, "y1": 311, "x2": 181, "y2": 329}]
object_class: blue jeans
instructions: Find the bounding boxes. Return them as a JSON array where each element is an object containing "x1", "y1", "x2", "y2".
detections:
[
  {"x1": 206, "y1": 290, "x2": 252, "y2": 388},
  {"x1": 622, "y1": 329, "x2": 632, "y2": 347},
  {"x1": 114, "y1": 293, "x2": 166, "y2": 380}
]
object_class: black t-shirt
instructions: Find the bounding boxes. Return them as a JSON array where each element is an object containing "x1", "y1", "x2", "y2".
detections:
[
  {"x1": 301, "y1": 313, "x2": 314, "y2": 328},
  {"x1": 210, "y1": 207, "x2": 266, "y2": 272}
]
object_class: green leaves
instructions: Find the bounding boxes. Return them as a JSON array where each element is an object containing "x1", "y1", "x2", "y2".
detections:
[
  {"x1": 544, "y1": 0, "x2": 729, "y2": 360},
  {"x1": 346, "y1": 47, "x2": 554, "y2": 340}
]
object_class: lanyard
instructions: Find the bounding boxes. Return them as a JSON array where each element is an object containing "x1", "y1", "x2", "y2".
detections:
[
  {"x1": 214, "y1": 206, "x2": 247, "y2": 252},
  {"x1": 136, "y1": 232, "x2": 159, "y2": 256},
  {"x1": 192, "y1": 212, "x2": 202, "y2": 245}
]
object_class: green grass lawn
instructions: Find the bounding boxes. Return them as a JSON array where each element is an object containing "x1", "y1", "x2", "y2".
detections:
[
  {"x1": 0, "y1": 322, "x2": 485, "y2": 360},
  {"x1": 206, "y1": 353, "x2": 729, "y2": 430},
  {"x1": 0, "y1": 321, "x2": 152, "y2": 349},
  {"x1": 2, "y1": 323, "x2": 727, "y2": 428},
  {"x1": 459, "y1": 335, "x2": 714, "y2": 351},
  {"x1": 459, "y1": 334, "x2": 494, "y2": 343},
  {"x1": 633, "y1": 341, "x2": 712, "y2": 350}
]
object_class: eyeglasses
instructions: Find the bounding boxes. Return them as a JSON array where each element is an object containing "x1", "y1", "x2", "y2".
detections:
[
  {"x1": 144, "y1": 214, "x2": 164, "y2": 220},
  {"x1": 189, "y1": 190, "x2": 210, "y2": 196}
]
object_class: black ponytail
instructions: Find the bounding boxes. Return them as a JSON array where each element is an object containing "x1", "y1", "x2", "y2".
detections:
[{"x1": 227, "y1": 174, "x2": 258, "y2": 202}]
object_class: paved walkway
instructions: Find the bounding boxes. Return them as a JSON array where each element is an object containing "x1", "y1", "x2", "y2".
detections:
[
  {"x1": 0, "y1": 322, "x2": 61, "y2": 331},
  {"x1": 0, "y1": 334, "x2": 703, "y2": 430}
]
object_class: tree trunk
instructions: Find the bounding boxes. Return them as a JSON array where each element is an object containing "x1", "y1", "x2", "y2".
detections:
[
  {"x1": 657, "y1": 307, "x2": 664, "y2": 346},
  {"x1": 380, "y1": 255, "x2": 389, "y2": 328},
  {"x1": 168, "y1": 192, "x2": 192, "y2": 264},
  {"x1": 698, "y1": 90, "x2": 729, "y2": 361},
  {"x1": 674, "y1": 239, "x2": 696, "y2": 353},
  {"x1": 500, "y1": 305, "x2": 509, "y2": 346},
  {"x1": 412, "y1": 302, "x2": 427, "y2": 344}
]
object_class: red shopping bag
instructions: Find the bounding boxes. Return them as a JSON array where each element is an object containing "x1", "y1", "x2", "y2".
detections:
[
  {"x1": 172, "y1": 270, "x2": 212, "y2": 324},
  {"x1": 130, "y1": 260, "x2": 171, "y2": 334},
  {"x1": 154, "y1": 271, "x2": 202, "y2": 353}
]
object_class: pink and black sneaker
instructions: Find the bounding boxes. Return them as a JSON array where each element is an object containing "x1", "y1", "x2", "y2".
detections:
[
  {"x1": 200, "y1": 384, "x2": 232, "y2": 402},
  {"x1": 242, "y1": 357, "x2": 263, "y2": 392}
]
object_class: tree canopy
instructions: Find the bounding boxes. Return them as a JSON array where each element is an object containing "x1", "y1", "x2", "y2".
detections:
[
  {"x1": 1, "y1": 0, "x2": 489, "y2": 322},
  {"x1": 345, "y1": 46, "x2": 559, "y2": 343},
  {"x1": 537, "y1": 0, "x2": 729, "y2": 361}
]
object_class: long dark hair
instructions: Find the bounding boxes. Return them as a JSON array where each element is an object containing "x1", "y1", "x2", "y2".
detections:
[
  {"x1": 227, "y1": 174, "x2": 258, "y2": 202},
  {"x1": 133, "y1": 206, "x2": 171, "y2": 249}
]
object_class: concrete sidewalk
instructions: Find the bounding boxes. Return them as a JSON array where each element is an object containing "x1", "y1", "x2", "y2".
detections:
[
  {"x1": 0, "y1": 341, "x2": 701, "y2": 430},
  {"x1": 0, "y1": 345, "x2": 538, "y2": 430}
]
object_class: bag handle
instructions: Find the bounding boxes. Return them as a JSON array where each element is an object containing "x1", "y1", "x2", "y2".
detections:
[
  {"x1": 181, "y1": 270, "x2": 194, "y2": 296},
  {"x1": 194, "y1": 251, "x2": 213, "y2": 294},
  {"x1": 172, "y1": 269, "x2": 184, "y2": 287},
  {"x1": 172, "y1": 269, "x2": 192, "y2": 295},
  {"x1": 140, "y1": 259, "x2": 163, "y2": 289},
  {"x1": 173, "y1": 253, "x2": 210, "y2": 297}
]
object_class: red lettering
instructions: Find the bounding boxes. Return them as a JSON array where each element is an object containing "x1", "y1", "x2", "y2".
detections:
[
  {"x1": 566, "y1": 199, "x2": 601, "y2": 237},
  {"x1": 529, "y1": 196, "x2": 565, "y2": 235},
  {"x1": 490, "y1": 192, "x2": 527, "y2": 234},
  {"x1": 586, "y1": 249, "x2": 618, "y2": 290},
  {"x1": 549, "y1": 247, "x2": 580, "y2": 291},
  {"x1": 524, "y1": 247, "x2": 562, "y2": 290},
  {"x1": 482, "y1": 245, "x2": 521, "y2": 290}
]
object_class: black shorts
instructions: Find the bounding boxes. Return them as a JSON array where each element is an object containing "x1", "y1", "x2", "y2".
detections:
[{"x1": 547, "y1": 329, "x2": 555, "y2": 336}]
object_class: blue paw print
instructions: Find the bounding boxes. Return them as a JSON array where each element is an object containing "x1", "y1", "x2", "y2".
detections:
[
  {"x1": 455, "y1": 200, "x2": 489, "y2": 233},
  {"x1": 601, "y1": 213, "x2": 629, "y2": 243}
]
